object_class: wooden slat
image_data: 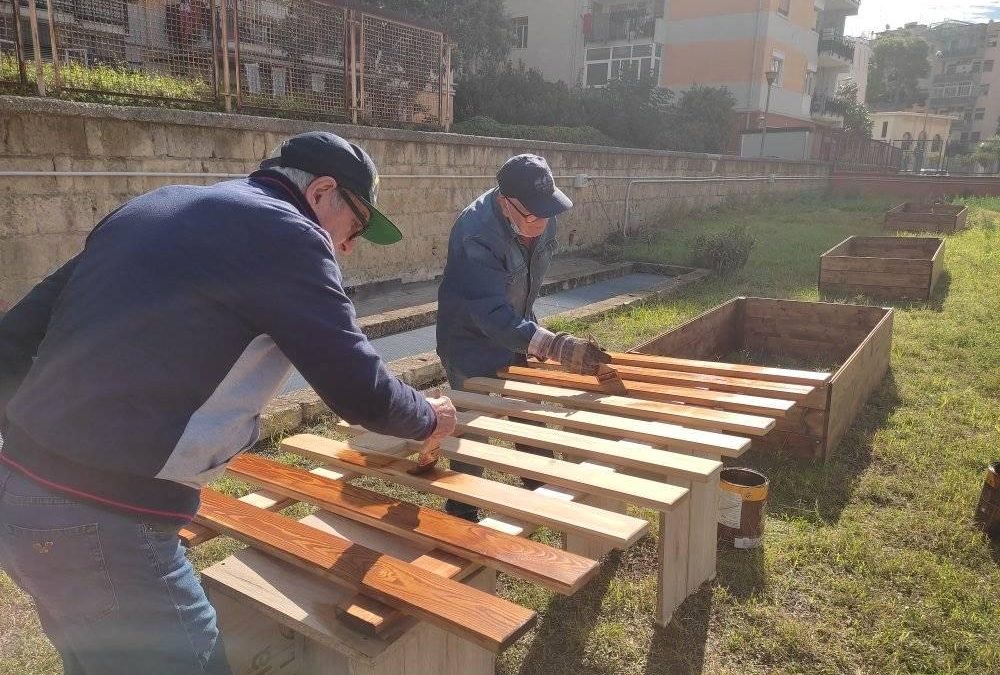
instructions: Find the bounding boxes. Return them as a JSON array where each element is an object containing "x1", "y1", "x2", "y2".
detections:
[
  {"x1": 464, "y1": 377, "x2": 774, "y2": 436},
  {"x1": 280, "y1": 435, "x2": 649, "y2": 548},
  {"x1": 501, "y1": 366, "x2": 795, "y2": 418},
  {"x1": 528, "y1": 360, "x2": 815, "y2": 401},
  {"x1": 438, "y1": 436, "x2": 688, "y2": 511},
  {"x1": 194, "y1": 489, "x2": 536, "y2": 652},
  {"x1": 451, "y1": 402, "x2": 739, "y2": 465},
  {"x1": 226, "y1": 454, "x2": 599, "y2": 595},
  {"x1": 609, "y1": 351, "x2": 831, "y2": 386}
]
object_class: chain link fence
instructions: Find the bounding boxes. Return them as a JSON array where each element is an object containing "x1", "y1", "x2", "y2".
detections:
[{"x1": 1, "y1": 0, "x2": 453, "y2": 126}]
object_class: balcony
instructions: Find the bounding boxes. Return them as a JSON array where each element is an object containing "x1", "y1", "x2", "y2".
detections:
[
  {"x1": 811, "y1": 94, "x2": 848, "y2": 120},
  {"x1": 941, "y1": 46, "x2": 979, "y2": 58},
  {"x1": 822, "y1": 0, "x2": 860, "y2": 13},
  {"x1": 818, "y1": 36, "x2": 855, "y2": 68},
  {"x1": 933, "y1": 71, "x2": 983, "y2": 84},
  {"x1": 586, "y1": 8, "x2": 655, "y2": 44},
  {"x1": 18, "y1": 0, "x2": 127, "y2": 28},
  {"x1": 928, "y1": 95, "x2": 979, "y2": 108}
]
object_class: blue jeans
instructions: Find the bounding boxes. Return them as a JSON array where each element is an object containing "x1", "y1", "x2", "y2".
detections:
[{"x1": 0, "y1": 463, "x2": 232, "y2": 675}]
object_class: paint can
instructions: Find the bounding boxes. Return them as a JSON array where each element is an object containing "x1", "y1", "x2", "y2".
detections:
[
  {"x1": 974, "y1": 462, "x2": 1000, "y2": 540},
  {"x1": 717, "y1": 467, "x2": 769, "y2": 549}
]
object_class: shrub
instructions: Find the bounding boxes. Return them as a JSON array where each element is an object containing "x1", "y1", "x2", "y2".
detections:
[
  {"x1": 451, "y1": 116, "x2": 616, "y2": 146},
  {"x1": 688, "y1": 225, "x2": 756, "y2": 275}
]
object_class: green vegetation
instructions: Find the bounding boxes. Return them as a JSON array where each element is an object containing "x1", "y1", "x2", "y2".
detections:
[
  {"x1": 3, "y1": 195, "x2": 1000, "y2": 674},
  {"x1": 452, "y1": 116, "x2": 616, "y2": 146}
]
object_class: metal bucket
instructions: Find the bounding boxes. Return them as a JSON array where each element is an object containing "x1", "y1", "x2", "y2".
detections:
[
  {"x1": 717, "y1": 467, "x2": 769, "y2": 549},
  {"x1": 974, "y1": 462, "x2": 1000, "y2": 540}
]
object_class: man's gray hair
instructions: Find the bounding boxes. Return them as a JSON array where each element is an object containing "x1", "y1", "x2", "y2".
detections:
[{"x1": 261, "y1": 145, "x2": 317, "y2": 192}]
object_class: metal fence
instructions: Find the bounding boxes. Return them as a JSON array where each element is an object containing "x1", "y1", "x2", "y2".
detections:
[{"x1": 0, "y1": 0, "x2": 453, "y2": 127}]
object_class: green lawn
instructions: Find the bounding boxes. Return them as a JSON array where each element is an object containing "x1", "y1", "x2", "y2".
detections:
[{"x1": 3, "y1": 193, "x2": 1000, "y2": 674}]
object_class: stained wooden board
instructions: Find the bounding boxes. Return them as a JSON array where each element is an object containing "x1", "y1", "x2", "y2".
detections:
[
  {"x1": 226, "y1": 454, "x2": 599, "y2": 595},
  {"x1": 194, "y1": 489, "x2": 537, "y2": 652},
  {"x1": 464, "y1": 377, "x2": 774, "y2": 436},
  {"x1": 450, "y1": 401, "x2": 739, "y2": 466},
  {"x1": 281, "y1": 435, "x2": 649, "y2": 548},
  {"x1": 501, "y1": 366, "x2": 795, "y2": 417},
  {"x1": 608, "y1": 351, "x2": 831, "y2": 386},
  {"x1": 438, "y1": 436, "x2": 688, "y2": 511},
  {"x1": 528, "y1": 360, "x2": 815, "y2": 401}
]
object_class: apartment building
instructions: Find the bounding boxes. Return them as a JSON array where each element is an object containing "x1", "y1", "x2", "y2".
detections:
[{"x1": 881, "y1": 20, "x2": 1000, "y2": 149}]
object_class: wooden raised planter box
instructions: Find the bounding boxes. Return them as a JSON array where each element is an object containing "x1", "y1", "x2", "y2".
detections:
[
  {"x1": 631, "y1": 297, "x2": 893, "y2": 461},
  {"x1": 884, "y1": 202, "x2": 968, "y2": 233},
  {"x1": 819, "y1": 236, "x2": 945, "y2": 301}
]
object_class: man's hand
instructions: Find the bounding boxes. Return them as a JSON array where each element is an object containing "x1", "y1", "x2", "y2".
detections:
[
  {"x1": 411, "y1": 390, "x2": 457, "y2": 473},
  {"x1": 548, "y1": 333, "x2": 612, "y2": 376}
]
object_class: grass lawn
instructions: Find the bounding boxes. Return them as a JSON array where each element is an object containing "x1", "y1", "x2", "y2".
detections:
[{"x1": 3, "y1": 193, "x2": 1000, "y2": 674}]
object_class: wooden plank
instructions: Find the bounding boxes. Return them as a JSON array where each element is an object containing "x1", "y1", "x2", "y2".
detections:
[
  {"x1": 438, "y1": 436, "x2": 688, "y2": 512},
  {"x1": 819, "y1": 282, "x2": 931, "y2": 300},
  {"x1": 821, "y1": 256, "x2": 935, "y2": 275},
  {"x1": 280, "y1": 435, "x2": 649, "y2": 548},
  {"x1": 464, "y1": 377, "x2": 774, "y2": 436},
  {"x1": 226, "y1": 454, "x2": 599, "y2": 595},
  {"x1": 742, "y1": 297, "x2": 886, "y2": 327},
  {"x1": 631, "y1": 297, "x2": 743, "y2": 361},
  {"x1": 820, "y1": 268, "x2": 931, "y2": 288},
  {"x1": 609, "y1": 351, "x2": 831, "y2": 387},
  {"x1": 500, "y1": 366, "x2": 795, "y2": 418},
  {"x1": 194, "y1": 489, "x2": 536, "y2": 652},
  {"x1": 450, "y1": 404, "x2": 736, "y2": 468},
  {"x1": 929, "y1": 238, "x2": 945, "y2": 295}
]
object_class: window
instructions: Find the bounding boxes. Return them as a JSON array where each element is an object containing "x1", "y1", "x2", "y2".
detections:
[
  {"x1": 587, "y1": 47, "x2": 611, "y2": 60},
  {"x1": 777, "y1": 0, "x2": 790, "y2": 16},
  {"x1": 989, "y1": 36, "x2": 999, "y2": 48},
  {"x1": 971, "y1": 131, "x2": 981, "y2": 143},
  {"x1": 805, "y1": 70, "x2": 816, "y2": 96},
  {"x1": 957, "y1": 82, "x2": 972, "y2": 97},
  {"x1": 632, "y1": 44, "x2": 653, "y2": 58},
  {"x1": 975, "y1": 108, "x2": 986, "y2": 120},
  {"x1": 770, "y1": 55, "x2": 784, "y2": 87},
  {"x1": 944, "y1": 85, "x2": 957, "y2": 97},
  {"x1": 881, "y1": 121, "x2": 889, "y2": 138},
  {"x1": 272, "y1": 67, "x2": 287, "y2": 97},
  {"x1": 244, "y1": 63, "x2": 261, "y2": 94},
  {"x1": 986, "y1": 60, "x2": 995, "y2": 72},
  {"x1": 512, "y1": 16, "x2": 528, "y2": 49},
  {"x1": 972, "y1": 61, "x2": 982, "y2": 73},
  {"x1": 311, "y1": 72, "x2": 325, "y2": 93},
  {"x1": 586, "y1": 62, "x2": 609, "y2": 86},
  {"x1": 612, "y1": 46, "x2": 632, "y2": 59}
]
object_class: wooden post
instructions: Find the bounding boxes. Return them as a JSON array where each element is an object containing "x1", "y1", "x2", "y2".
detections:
[
  {"x1": 9, "y1": 0, "x2": 28, "y2": 86},
  {"x1": 26, "y1": 0, "x2": 45, "y2": 96},
  {"x1": 219, "y1": 0, "x2": 232, "y2": 111},
  {"x1": 44, "y1": 2, "x2": 60, "y2": 90},
  {"x1": 357, "y1": 13, "x2": 366, "y2": 121},
  {"x1": 232, "y1": 0, "x2": 241, "y2": 106},
  {"x1": 209, "y1": 0, "x2": 220, "y2": 99},
  {"x1": 346, "y1": 11, "x2": 357, "y2": 124}
]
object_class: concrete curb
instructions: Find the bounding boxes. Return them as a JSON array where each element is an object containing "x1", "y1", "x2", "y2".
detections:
[{"x1": 258, "y1": 265, "x2": 710, "y2": 439}]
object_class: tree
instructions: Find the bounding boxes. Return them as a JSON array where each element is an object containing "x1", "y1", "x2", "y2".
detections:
[
  {"x1": 867, "y1": 35, "x2": 931, "y2": 108},
  {"x1": 973, "y1": 135, "x2": 1000, "y2": 174},
  {"x1": 346, "y1": 0, "x2": 510, "y2": 72},
  {"x1": 666, "y1": 86, "x2": 737, "y2": 153},
  {"x1": 835, "y1": 81, "x2": 874, "y2": 137}
]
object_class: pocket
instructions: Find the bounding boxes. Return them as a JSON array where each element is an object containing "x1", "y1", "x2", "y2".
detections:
[{"x1": 3, "y1": 522, "x2": 117, "y2": 622}]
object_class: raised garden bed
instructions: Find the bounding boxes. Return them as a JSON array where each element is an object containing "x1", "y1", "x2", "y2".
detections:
[
  {"x1": 884, "y1": 202, "x2": 968, "y2": 233},
  {"x1": 631, "y1": 297, "x2": 894, "y2": 461},
  {"x1": 819, "y1": 236, "x2": 945, "y2": 301}
]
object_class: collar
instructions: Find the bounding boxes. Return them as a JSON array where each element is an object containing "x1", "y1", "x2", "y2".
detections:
[{"x1": 249, "y1": 168, "x2": 320, "y2": 224}]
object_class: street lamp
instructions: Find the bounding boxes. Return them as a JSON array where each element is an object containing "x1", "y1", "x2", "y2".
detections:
[{"x1": 760, "y1": 69, "x2": 779, "y2": 157}]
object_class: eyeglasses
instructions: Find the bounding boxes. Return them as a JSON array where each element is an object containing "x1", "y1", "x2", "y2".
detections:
[
  {"x1": 505, "y1": 196, "x2": 539, "y2": 223},
  {"x1": 339, "y1": 188, "x2": 371, "y2": 241}
]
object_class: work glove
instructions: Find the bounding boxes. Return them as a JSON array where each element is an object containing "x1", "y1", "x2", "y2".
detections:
[
  {"x1": 413, "y1": 389, "x2": 456, "y2": 471},
  {"x1": 537, "y1": 331, "x2": 611, "y2": 376}
]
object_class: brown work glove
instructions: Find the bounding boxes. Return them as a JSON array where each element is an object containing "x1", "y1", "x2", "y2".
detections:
[
  {"x1": 414, "y1": 389, "x2": 456, "y2": 470},
  {"x1": 547, "y1": 332, "x2": 612, "y2": 376}
]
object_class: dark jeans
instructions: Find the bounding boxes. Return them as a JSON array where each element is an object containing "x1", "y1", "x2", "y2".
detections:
[{"x1": 0, "y1": 463, "x2": 232, "y2": 675}]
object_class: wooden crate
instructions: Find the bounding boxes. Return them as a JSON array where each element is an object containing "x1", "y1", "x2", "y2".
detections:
[
  {"x1": 631, "y1": 297, "x2": 893, "y2": 461},
  {"x1": 819, "y1": 236, "x2": 945, "y2": 301},
  {"x1": 884, "y1": 202, "x2": 968, "y2": 233}
]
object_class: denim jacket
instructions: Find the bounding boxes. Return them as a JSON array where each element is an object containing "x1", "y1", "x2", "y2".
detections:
[{"x1": 436, "y1": 188, "x2": 557, "y2": 387}]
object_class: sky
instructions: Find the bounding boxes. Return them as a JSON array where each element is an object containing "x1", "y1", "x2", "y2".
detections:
[{"x1": 846, "y1": 1, "x2": 1000, "y2": 37}]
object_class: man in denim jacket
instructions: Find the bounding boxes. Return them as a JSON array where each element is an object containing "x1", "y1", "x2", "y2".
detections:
[{"x1": 436, "y1": 154, "x2": 611, "y2": 521}]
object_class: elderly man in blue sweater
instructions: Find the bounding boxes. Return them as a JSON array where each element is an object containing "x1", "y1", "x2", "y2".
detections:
[
  {"x1": 436, "y1": 154, "x2": 611, "y2": 522},
  {"x1": 0, "y1": 132, "x2": 456, "y2": 675}
]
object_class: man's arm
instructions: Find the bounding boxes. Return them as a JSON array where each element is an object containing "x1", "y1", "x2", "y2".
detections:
[
  {"x1": 234, "y1": 225, "x2": 436, "y2": 441},
  {"x1": 0, "y1": 255, "x2": 80, "y2": 425}
]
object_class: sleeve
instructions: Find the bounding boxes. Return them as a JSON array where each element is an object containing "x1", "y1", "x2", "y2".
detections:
[
  {"x1": 0, "y1": 255, "x2": 80, "y2": 428},
  {"x1": 231, "y1": 223, "x2": 436, "y2": 441},
  {"x1": 458, "y1": 234, "x2": 541, "y2": 353}
]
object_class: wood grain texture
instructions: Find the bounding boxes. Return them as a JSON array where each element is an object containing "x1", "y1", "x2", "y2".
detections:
[
  {"x1": 464, "y1": 377, "x2": 774, "y2": 436},
  {"x1": 438, "y1": 436, "x2": 688, "y2": 511},
  {"x1": 194, "y1": 489, "x2": 537, "y2": 652},
  {"x1": 280, "y1": 435, "x2": 649, "y2": 547},
  {"x1": 226, "y1": 454, "x2": 599, "y2": 594},
  {"x1": 612, "y1": 351, "x2": 830, "y2": 386},
  {"x1": 449, "y1": 402, "x2": 734, "y2": 469},
  {"x1": 501, "y1": 366, "x2": 795, "y2": 417}
]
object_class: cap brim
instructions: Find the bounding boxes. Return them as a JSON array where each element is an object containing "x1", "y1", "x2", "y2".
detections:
[
  {"x1": 521, "y1": 187, "x2": 574, "y2": 218},
  {"x1": 357, "y1": 199, "x2": 403, "y2": 245}
]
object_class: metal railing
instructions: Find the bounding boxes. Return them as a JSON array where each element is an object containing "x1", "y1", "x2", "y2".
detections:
[
  {"x1": 819, "y1": 36, "x2": 855, "y2": 63},
  {"x1": 0, "y1": 0, "x2": 454, "y2": 128},
  {"x1": 810, "y1": 94, "x2": 849, "y2": 118}
]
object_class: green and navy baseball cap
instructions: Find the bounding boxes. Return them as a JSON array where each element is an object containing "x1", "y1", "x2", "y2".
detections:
[{"x1": 264, "y1": 131, "x2": 402, "y2": 245}]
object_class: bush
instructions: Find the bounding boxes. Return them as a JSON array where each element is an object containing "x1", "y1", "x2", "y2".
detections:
[
  {"x1": 688, "y1": 225, "x2": 756, "y2": 275},
  {"x1": 451, "y1": 116, "x2": 616, "y2": 146}
]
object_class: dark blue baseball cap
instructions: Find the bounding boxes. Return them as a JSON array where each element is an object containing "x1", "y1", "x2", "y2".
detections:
[
  {"x1": 496, "y1": 154, "x2": 573, "y2": 218},
  {"x1": 262, "y1": 131, "x2": 402, "y2": 245}
]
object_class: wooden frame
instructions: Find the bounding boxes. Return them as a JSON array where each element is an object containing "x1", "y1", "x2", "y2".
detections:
[
  {"x1": 884, "y1": 202, "x2": 968, "y2": 233},
  {"x1": 819, "y1": 236, "x2": 945, "y2": 301},
  {"x1": 632, "y1": 297, "x2": 893, "y2": 461}
]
